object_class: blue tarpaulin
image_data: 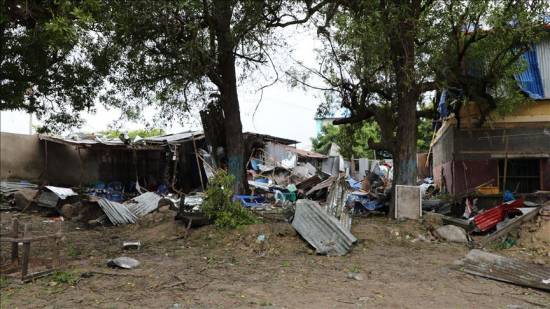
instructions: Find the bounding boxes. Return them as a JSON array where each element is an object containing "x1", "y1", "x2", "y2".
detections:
[
  {"x1": 515, "y1": 48, "x2": 544, "y2": 99},
  {"x1": 438, "y1": 90, "x2": 449, "y2": 118}
]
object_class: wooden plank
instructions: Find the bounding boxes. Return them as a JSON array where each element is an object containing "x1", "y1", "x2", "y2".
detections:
[
  {"x1": 10, "y1": 218, "x2": 19, "y2": 262},
  {"x1": 457, "y1": 249, "x2": 550, "y2": 291},
  {"x1": 476, "y1": 207, "x2": 541, "y2": 247}
]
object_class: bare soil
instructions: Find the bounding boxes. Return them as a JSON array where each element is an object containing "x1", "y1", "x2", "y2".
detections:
[{"x1": 1, "y1": 209, "x2": 549, "y2": 309}]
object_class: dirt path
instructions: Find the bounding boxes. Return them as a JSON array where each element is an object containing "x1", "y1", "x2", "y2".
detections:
[{"x1": 1, "y1": 211, "x2": 549, "y2": 308}]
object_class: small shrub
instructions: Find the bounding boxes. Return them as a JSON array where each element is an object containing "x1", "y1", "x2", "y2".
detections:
[
  {"x1": 202, "y1": 170, "x2": 258, "y2": 229},
  {"x1": 49, "y1": 271, "x2": 79, "y2": 285},
  {"x1": 67, "y1": 244, "x2": 81, "y2": 258}
]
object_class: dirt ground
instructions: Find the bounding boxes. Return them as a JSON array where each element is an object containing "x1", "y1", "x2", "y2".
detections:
[{"x1": 1, "y1": 208, "x2": 549, "y2": 309}]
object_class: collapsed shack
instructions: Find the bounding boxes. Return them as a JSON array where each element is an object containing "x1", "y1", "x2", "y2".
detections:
[{"x1": 39, "y1": 132, "x2": 208, "y2": 194}]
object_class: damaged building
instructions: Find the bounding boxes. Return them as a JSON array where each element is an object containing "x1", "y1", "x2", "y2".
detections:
[
  {"x1": 432, "y1": 36, "x2": 550, "y2": 195},
  {"x1": 0, "y1": 131, "x2": 301, "y2": 195}
]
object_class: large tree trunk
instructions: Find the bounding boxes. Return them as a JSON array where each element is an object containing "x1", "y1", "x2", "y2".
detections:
[
  {"x1": 389, "y1": 1, "x2": 420, "y2": 216},
  {"x1": 213, "y1": 0, "x2": 247, "y2": 194}
]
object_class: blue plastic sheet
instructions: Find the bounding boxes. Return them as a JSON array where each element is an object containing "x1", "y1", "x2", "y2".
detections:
[{"x1": 515, "y1": 48, "x2": 544, "y2": 99}]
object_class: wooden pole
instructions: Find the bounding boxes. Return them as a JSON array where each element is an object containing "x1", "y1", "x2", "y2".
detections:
[
  {"x1": 502, "y1": 136, "x2": 509, "y2": 193},
  {"x1": 11, "y1": 218, "x2": 19, "y2": 263},
  {"x1": 191, "y1": 134, "x2": 205, "y2": 191},
  {"x1": 21, "y1": 223, "x2": 31, "y2": 279}
]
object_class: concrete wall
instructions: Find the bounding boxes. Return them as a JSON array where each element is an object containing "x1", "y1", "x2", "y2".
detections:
[
  {"x1": 1, "y1": 132, "x2": 44, "y2": 182},
  {"x1": 0, "y1": 133, "x2": 170, "y2": 187}
]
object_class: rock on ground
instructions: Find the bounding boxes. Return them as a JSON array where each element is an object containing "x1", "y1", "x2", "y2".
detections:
[{"x1": 434, "y1": 225, "x2": 469, "y2": 243}]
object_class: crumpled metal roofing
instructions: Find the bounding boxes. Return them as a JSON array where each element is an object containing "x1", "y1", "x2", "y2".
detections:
[
  {"x1": 0, "y1": 181, "x2": 37, "y2": 195},
  {"x1": 144, "y1": 131, "x2": 204, "y2": 144},
  {"x1": 292, "y1": 199, "x2": 357, "y2": 256},
  {"x1": 97, "y1": 199, "x2": 138, "y2": 225},
  {"x1": 97, "y1": 192, "x2": 162, "y2": 225},
  {"x1": 125, "y1": 192, "x2": 162, "y2": 217}
]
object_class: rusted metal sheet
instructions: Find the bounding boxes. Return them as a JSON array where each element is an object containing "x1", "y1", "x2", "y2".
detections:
[
  {"x1": 473, "y1": 198, "x2": 524, "y2": 232},
  {"x1": 292, "y1": 199, "x2": 357, "y2": 256},
  {"x1": 457, "y1": 249, "x2": 550, "y2": 291},
  {"x1": 477, "y1": 207, "x2": 540, "y2": 247}
]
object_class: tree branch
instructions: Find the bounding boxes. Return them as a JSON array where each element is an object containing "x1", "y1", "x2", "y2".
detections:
[{"x1": 332, "y1": 108, "x2": 375, "y2": 125}]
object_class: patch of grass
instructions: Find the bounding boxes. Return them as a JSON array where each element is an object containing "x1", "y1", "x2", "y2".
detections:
[
  {"x1": 49, "y1": 271, "x2": 79, "y2": 285},
  {"x1": 66, "y1": 244, "x2": 82, "y2": 258},
  {"x1": 280, "y1": 261, "x2": 291, "y2": 267},
  {"x1": 0, "y1": 276, "x2": 8, "y2": 288},
  {"x1": 260, "y1": 300, "x2": 273, "y2": 306},
  {"x1": 348, "y1": 265, "x2": 361, "y2": 273},
  {"x1": 492, "y1": 237, "x2": 517, "y2": 250}
]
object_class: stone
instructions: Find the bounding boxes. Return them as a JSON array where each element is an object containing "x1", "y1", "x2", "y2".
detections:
[
  {"x1": 346, "y1": 272, "x2": 364, "y2": 281},
  {"x1": 60, "y1": 203, "x2": 78, "y2": 219},
  {"x1": 434, "y1": 225, "x2": 469, "y2": 243}
]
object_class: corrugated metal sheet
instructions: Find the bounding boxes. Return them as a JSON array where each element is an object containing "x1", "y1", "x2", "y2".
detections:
[
  {"x1": 285, "y1": 147, "x2": 327, "y2": 159},
  {"x1": 125, "y1": 192, "x2": 162, "y2": 217},
  {"x1": 473, "y1": 198, "x2": 524, "y2": 232},
  {"x1": 458, "y1": 249, "x2": 550, "y2": 291},
  {"x1": 325, "y1": 176, "x2": 353, "y2": 231},
  {"x1": 0, "y1": 181, "x2": 37, "y2": 195},
  {"x1": 515, "y1": 48, "x2": 544, "y2": 99},
  {"x1": 39, "y1": 134, "x2": 126, "y2": 146},
  {"x1": 144, "y1": 131, "x2": 204, "y2": 144},
  {"x1": 97, "y1": 199, "x2": 138, "y2": 225},
  {"x1": 292, "y1": 199, "x2": 357, "y2": 256},
  {"x1": 535, "y1": 37, "x2": 550, "y2": 99},
  {"x1": 265, "y1": 142, "x2": 290, "y2": 163}
]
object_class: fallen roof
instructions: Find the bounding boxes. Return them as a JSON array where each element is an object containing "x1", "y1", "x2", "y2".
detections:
[
  {"x1": 40, "y1": 130, "x2": 296, "y2": 149},
  {"x1": 285, "y1": 146, "x2": 327, "y2": 159},
  {"x1": 144, "y1": 131, "x2": 205, "y2": 144},
  {"x1": 39, "y1": 134, "x2": 164, "y2": 150},
  {"x1": 244, "y1": 132, "x2": 298, "y2": 145}
]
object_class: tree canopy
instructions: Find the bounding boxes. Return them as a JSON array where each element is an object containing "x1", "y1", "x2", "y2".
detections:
[{"x1": 1, "y1": 0, "x2": 109, "y2": 132}]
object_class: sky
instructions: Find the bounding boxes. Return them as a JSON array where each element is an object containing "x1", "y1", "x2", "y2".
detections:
[
  {"x1": 1, "y1": 26, "x2": 326, "y2": 149},
  {"x1": 80, "y1": 26, "x2": 325, "y2": 149}
]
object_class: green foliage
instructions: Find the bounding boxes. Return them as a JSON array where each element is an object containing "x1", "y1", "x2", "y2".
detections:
[
  {"x1": 416, "y1": 118, "x2": 433, "y2": 153},
  {"x1": 311, "y1": 122, "x2": 380, "y2": 159},
  {"x1": 1, "y1": 0, "x2": 107, "y2": 133},
  {"x1": 100, "y1": 128, "x2": 166, "y2": 139},
  {"x1": 202, "y1": 170, "x2": 258, "y2": 229},
  {"x1": 49, "y1": 271, "x2": 79, "y2": 285},
  {"x1": 0, "y1": 275, "x2": 8, "y2": 288}
]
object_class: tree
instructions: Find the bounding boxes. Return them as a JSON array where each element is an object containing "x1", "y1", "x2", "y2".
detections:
[
  {"x1": 311, "y1": 122, "x2": 379, "y2": 159},
  {"x1": 94, "y1": 0, "x2": 329, "y2": 193},
  {"x1": 2, "y1": 0, "x2": 329, "y2": 193},
  {"x1": 1, "y1": 0, "x2": 108, "y2": 133},
  {"x1": 291, "y1": 0, "x2": 546, "y2": 212},
  {"x1": 312, "y1": 118, "x2": 432, "y2": 160},
  {"x1": 100, "y1": 128, "x2": 166, "y2": 139}
]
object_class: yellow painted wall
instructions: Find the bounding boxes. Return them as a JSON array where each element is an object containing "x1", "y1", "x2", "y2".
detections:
[{"x1": 459, "y1": 100, "x2": 550, "y2": 128}]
